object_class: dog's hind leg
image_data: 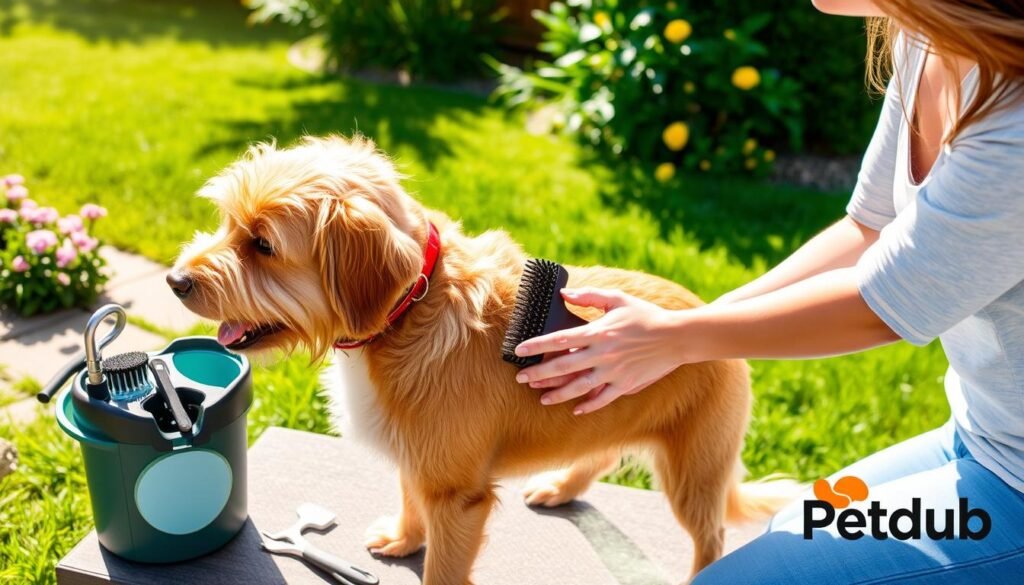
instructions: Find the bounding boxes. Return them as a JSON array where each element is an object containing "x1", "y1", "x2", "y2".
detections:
[
  {"x1": 654, "y1": 410, "x2": 745, "y2": 580},
  {"x1": 522, "y1": 450, "x2": 619, "y2": 507}
]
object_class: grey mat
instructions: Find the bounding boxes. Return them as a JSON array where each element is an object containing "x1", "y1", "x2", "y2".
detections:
[{"x1": 57, "y1": 427, "x2": 765, "y2": 584}]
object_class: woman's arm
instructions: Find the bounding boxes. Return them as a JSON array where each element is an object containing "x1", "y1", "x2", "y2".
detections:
[
  {"x1": 523, "y1": 215, "x2": 881, "y2": 391},
  {"x1": 714, "y1": 216, "x2": 879, "y2": 305},
  {"x1": 811, "y1": 0, "x2": 885, "y2": 17},
  {"x1": 514, "y1": 269, "x2": 899, "y2": 414},
  {"x1": 682, "y1": 268, "x2": 899, "y2": 361}
]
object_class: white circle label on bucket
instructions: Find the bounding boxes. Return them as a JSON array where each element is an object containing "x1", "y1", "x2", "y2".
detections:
[{"x1": 135, "y1": 449, "x2": 233, "y2": 535}]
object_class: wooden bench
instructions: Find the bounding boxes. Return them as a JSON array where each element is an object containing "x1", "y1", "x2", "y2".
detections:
[{"x1": 57, "y1": 427, "x2": 765, "y2": 584}]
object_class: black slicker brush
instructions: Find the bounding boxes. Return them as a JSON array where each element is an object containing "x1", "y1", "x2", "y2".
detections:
[{"x1": 501, "y1": 259, "x2": 588, "y2": 367}]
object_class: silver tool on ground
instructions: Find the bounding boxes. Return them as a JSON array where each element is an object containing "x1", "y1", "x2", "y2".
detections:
[{"x1": 260, "y1": 503, "x2": 379, "y2": 585}]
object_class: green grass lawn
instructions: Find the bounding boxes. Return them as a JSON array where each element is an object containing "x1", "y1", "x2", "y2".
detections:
[{"x1": 0, "y1": 0, "x2": 951, "y2": 581}]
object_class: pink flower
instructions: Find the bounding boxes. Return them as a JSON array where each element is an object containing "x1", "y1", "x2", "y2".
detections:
[
  {"x1": 18, "y1": 206, "x2": 51, "y2": 224},
  {"x1": 56, "y1": 239, "x2": 78, "y2": 268},
  {"x1": 4, "y1": 174, "x2": 25, "y2": 187},
  {"x1": 26, "y1": 229, "x2": 58, "y2": 254},
  {"x1": 11, "y1": 255, "x2": 30, "y2": 272},
  {"x1": 28, "y1": 206, "x2": 59, "y2": 225},
  {"x1": 56, "y1": 272, "x2": 71, "y2": 286},
  {"x1": 80, "y1": 204, "x2": 107, "y2": 220},
  {"x1": 58, "y1": 214, "x2": 83, "y2": 234},
  {"x1": 20, "y1": 199, "x2": 37, "y2": 210},
  {"x1": 0, "y1": 209, "x2": 16, "y2": 224},
  {"x1": 6, "y1": 185, "x2": 28, "y2": 202},
  {"x1": 71, "y1": 230, "x2": 98, "y2": 253}
]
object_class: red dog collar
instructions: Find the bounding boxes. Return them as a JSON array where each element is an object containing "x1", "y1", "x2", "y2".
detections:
[{"x1": 334, "y1": 222, "x2": 441, "y2": 350}]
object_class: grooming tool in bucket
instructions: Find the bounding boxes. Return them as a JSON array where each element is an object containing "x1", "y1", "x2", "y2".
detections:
[{"x1": 37, "y1": 303, "x2": 253, "y2": 563}]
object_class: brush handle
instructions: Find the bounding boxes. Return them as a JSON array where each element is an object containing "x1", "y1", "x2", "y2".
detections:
[
  {"x1": 303, "y1": 546, "x2": 379, "y2": 585},
  {"x1": 519, "y1": 264, "x2": 587, "y2": 367},
  {"x1": 149, "y1": 358, "x2": 193, "y2": 434},
  {"x1": 543, "y1": 264, "x2": 588, "y2": 335},
  {"x1": 513, "y1": 265, "x2": 589, "y2": 368}
]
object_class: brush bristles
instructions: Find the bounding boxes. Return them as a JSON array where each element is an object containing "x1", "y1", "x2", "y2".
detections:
[
  {"x1": 502, "y1": 258, "x2": 560, "y2": 367},
  {"x1": 103, "y1": 351, "x2": 154, "y2": 401}
]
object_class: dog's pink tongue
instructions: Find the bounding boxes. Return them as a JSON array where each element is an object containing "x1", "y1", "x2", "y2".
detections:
[{"x1": 217, "y1": 322, "x2": 246, "y2": 346}]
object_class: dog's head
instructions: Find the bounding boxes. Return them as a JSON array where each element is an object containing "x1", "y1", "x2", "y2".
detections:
[{"x1": 169, "y1": 135, "x2": 426, "y2": 359}]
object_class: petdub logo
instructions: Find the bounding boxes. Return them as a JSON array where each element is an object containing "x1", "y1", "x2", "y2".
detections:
[{"x1": 804, "y1": 476, "x2": 991, "y2": 540}]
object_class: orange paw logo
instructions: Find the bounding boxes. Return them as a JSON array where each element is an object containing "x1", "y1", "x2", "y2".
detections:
[{"x1": 812, "y1": 476, "x2": 868, "y2": 509}]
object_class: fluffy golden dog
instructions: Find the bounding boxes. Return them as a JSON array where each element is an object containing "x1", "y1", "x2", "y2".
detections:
[{"x1": 170, "y1": 135, "x2": 793, "y2": 584}]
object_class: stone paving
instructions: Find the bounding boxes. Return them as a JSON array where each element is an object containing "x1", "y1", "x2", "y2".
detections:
[{"x1": 0, "y1": 246, "x2": 206, "y2": 426}]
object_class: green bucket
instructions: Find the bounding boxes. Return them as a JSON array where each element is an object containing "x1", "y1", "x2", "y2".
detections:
[{"x1": 41, "y1": 309, "x2": 252, "y2": 564}]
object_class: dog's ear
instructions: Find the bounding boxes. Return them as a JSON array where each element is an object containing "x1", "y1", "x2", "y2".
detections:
[{"x1": 316, "y1": 195, "x2": 422, "y2": 339}]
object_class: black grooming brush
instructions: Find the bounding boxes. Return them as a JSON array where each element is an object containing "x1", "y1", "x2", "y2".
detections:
[{"x1": 501, "y1": 259, "x2": 587, "y2": 368}]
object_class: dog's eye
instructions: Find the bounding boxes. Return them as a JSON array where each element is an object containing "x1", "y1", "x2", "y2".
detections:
[{"x1": 253, "y1": 237, "x2": 274, "y2": 256}]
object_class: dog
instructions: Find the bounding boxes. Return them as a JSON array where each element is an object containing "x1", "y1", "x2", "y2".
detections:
[{"x1": 169, "y1": 135, "x2": 795, "y2": 584}]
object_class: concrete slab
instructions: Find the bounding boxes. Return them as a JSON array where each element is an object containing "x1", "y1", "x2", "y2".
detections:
[
  {"x1": 96, "y1": 275, "x2": 205, "y2": 334},
  {"x1": 57, "y1": 427, "x2": 768, "y2": 585},
  {"x1": 99, "y1": 246, "x2": 165, "y2": 290},
  {"x1": 0, "y1": 315, "x2": 165, "y2": 391},
  {"x1": 95, "y1": 246, "x2": 206, "y2": 334},
  {"x1": 0, "y1": 308, "x2": 81, "y2": 342}
]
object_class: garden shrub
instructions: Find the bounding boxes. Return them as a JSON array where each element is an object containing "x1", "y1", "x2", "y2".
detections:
[
  {"x1": 0, "y1": 175, "x2": 109, "y2": 316},
  {"x1": 246, "y1": 0, "x2": 504, "y2": 82},
  {"x1": 696, "y1": 0, "x2": 877, "y2": 155},
  {"x1": 491, "y1": 0, "x2": 877, "y2": 177}
]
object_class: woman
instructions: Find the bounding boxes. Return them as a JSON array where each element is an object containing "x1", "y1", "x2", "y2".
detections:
[{"x1": 514, "y1": 1, "x2": 1024, "y2": 582}]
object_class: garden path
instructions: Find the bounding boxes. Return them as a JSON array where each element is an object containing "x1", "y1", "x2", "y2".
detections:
[{"x1": 0, "y1": 247, "x2": 203, "y2": 426}]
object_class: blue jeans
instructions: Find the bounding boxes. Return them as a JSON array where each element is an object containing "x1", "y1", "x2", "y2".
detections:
[{"x1": 693, "y1": 420, "x2": 1024, "y2": 584}]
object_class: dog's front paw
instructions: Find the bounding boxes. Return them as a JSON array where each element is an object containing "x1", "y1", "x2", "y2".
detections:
[
  {"x1": 522, "y1": 470, "x2": 584, "y2": 507},
  {"x1": 364, "y1": 515, "x2": 425, "y2": 557}
]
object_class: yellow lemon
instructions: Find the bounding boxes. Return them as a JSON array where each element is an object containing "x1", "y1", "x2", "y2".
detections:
[
  {"x1": 664, "y1": 19, "x2": 692, "y2": 44},
  {"x1": 764, "y1": 149, "x2": 776, "y2": 162},
  {"x1": 683, "y1": 81, "x2": 696, "y2": 94},
  {"x1": 723, "y1": 29, "x2": 736, "y2": 41},
  {"x1": 655, "y1": 162, "x2": 676, "y2": 183},
  {"x1": 594, "y1": 11, "x2": 611, "y2": 29},
  {"x1": 662, "y1": 121, "x2": 689, "y2": 151},
  {"x1": 744, "y1": 157, "x2": 757, "y2": 170},
  {"x1": 743, "y1": 138, "x2": 757, "y2": 155},
  {"x1": 732, "y1": 66, "x2": 761, "y2": 90},
  {"x1": 699, "y1": 160, "x2": 711, "y2": 172}
]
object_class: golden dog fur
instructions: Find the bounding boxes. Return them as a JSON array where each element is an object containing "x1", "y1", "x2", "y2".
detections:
[{"x1": 171, "y1": 135, "x2": 793, "y2": 584}]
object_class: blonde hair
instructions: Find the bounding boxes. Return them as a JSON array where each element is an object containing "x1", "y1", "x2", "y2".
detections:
[{"x1": 865, "y1": 1, "x2": 1024, "y2": 142}]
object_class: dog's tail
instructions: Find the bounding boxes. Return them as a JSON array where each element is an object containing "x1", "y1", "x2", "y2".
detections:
[{"x1": 725, "y1": 470, "x2": 805, "y2": 524}]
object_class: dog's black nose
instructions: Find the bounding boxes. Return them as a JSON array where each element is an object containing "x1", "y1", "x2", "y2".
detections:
[{"x1": 166, "y1": 271, "x2": 194, "y2": 298}]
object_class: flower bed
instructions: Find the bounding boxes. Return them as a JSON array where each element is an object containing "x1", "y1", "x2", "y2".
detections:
[{"x1": 0, "y1": 175, "x2": 109, "y2": 316}]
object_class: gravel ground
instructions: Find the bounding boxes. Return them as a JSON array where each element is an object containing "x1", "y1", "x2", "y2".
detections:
[{"x1": 0, "y1": 438, "x2": 17, "y2": 481}]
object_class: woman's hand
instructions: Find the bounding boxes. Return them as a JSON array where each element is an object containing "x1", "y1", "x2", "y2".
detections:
[
  {"x1": 513, "y1": 268, "x2": 901, "y2": 415},
  {"x1": 513, "y1": 288, "x2": 688, "y2": 415}
]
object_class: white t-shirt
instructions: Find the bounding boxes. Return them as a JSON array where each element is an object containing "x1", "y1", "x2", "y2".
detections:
[{"x1": 848, "y1": 34, "x2": 1024, "y2": 492}]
